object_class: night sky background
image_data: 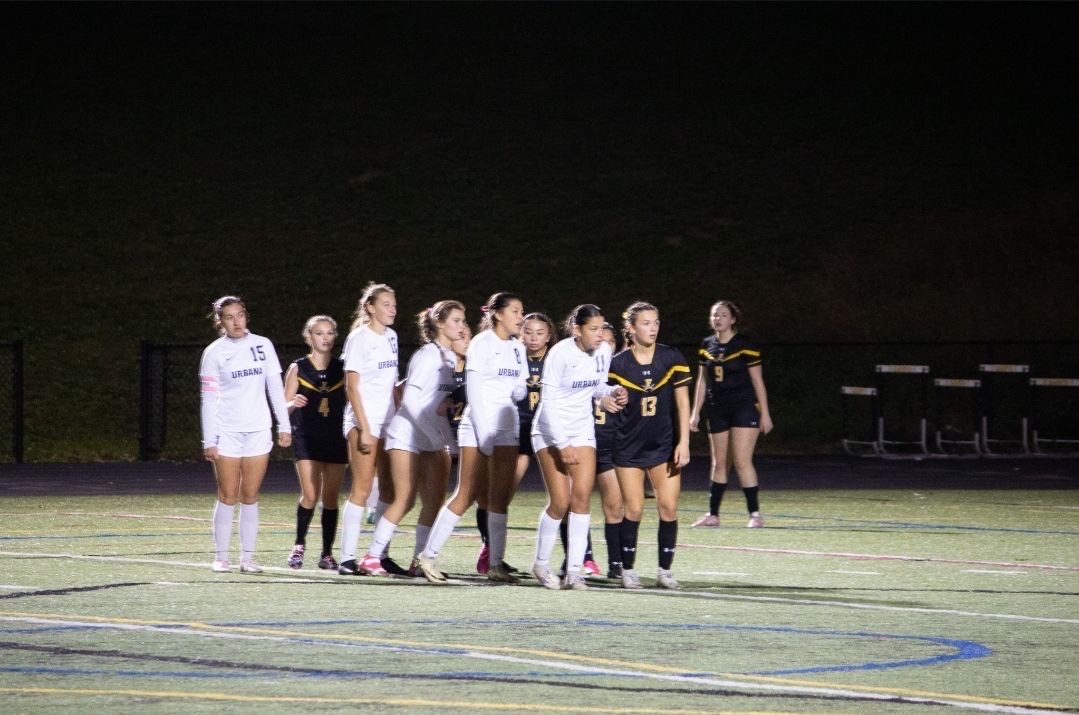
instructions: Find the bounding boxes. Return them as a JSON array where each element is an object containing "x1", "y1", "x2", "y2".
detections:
[{"x1": 2, "y1": 3, "x2": 1078, "y2": 459}]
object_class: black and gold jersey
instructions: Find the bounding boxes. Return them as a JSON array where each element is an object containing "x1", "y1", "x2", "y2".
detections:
[
  {"x1": 517, "y1": 347, "x2": 548, "y2": 423},
  {"x1": 698, "y1": 333, "x2": 760, "y2": 407},
  {"x1": 608, "y1": 344, "x2": 692, "y2": 467}
]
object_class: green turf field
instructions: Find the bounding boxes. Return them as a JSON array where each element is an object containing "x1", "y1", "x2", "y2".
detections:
[{"x1": 1, "y1": 488, "x2": 1077, "y2": 713}]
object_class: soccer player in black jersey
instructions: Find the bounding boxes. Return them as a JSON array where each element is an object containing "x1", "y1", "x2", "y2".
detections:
[
  {"x1": 284, "y1": 315, "x2": 348, "y2": 571},
  {"x1": 594, "y1": 323, "x2": 626, "y2": 579},
  {"x1": 608, "y1": 301, "x2": 692, "y2": 589},
  {"x1": 689, "y1": 300, "x2": 773, "y2": 528}
]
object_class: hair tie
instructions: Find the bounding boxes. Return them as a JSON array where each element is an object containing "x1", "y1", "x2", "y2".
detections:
[{"x1": 480, "y1": 305, "x2": 489, "y2": 315}]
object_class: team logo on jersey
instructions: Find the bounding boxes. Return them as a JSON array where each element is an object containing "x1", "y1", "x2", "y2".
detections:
[
  {"x1": 513, "y1": 347, "x2": 521, "y2": 364},
  {"x1": 389, "y1": 337, "x2": 398, "y2": 354},
  {"x1": 643, "y1": 378, "x2": 654, "y2": 392}
]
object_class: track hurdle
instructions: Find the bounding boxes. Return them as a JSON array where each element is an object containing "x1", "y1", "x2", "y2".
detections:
[
  {"x1": 875, "y1": 365, "x2": 930, "y2": 457},
  {"x1": 1030, "y1": 377, "x2": 1079, "y2": 455},
  {"x1": 932, "y1": 378, "x2": 982, "y2": 456},
  {"x1": 978, "y1": 364, "x2": 1030, "y2": 455},
  {"x1": 840, "y1": 386, "x2": 879, "y2": 456}
]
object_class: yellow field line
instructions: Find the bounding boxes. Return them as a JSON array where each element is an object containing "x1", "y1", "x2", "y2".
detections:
[
  {"x1": 0, "y1": 687, "x2": 792, "y2": 714},
  {"x1": 0, "y1": 608, "x2": 1070, "y2": 713}
]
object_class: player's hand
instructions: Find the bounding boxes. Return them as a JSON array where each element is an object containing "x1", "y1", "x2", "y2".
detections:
[
  {"x1": 277, "y1": 432, "x2": 292, "y2": 448},
  {"x1": 290, "y1": 395, "x2": 308, "y2": 409},
  {"x1": 612, "y1": 386, "x2": 628, "y2": 406},
  {"x1": 559, "y1": 445, "x2": 579, "y2": 466},
  {"x1": 203, "y1": 446, "x2": 219, "y2": 462},
  {"x1": 672, "y1": 443, "x2": 690, "y2": 468},
  {"x1": 760, "y1": 415, "x2": 774, "y2": 436},
  {"x1": 358, "y1": 430, "x2": 375, "y2": 455},
  {"x1": 689, "y1": 414, "x2": 700, "y2": 433},
  {"x1": 600, "y1": 395, "x2": 624, "y2": 413}
]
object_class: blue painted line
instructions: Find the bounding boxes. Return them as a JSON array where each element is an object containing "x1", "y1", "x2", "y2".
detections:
[{"x1": 2, "y1": 618, "x2": 992, "y2": 680}]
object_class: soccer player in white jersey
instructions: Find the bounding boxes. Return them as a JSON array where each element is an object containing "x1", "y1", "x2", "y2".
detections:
[
  {"x1": 530, "y1": 304, "x2": 628, "y2": 589},
  {"x1": 199, "y1": 296, "x2": 292, "y2": 574},
  {"x1": 358, "y1": 300, "x2": 467, "y2": 574},
  {"x1": 336, "y1": 283, "x2": 401, "y2": 576},
  {"x1": 415, "y1": 291, "x2": 529, "y2": 584}
]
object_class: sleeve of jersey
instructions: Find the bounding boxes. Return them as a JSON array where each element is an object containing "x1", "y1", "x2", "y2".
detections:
[
  {"x1": 670, "y1": 348, "x2": 694, "y2": 386},
  {"x1": 465, "y1": 340, "x2": 496, "y2": 455},
  {"x1": 264, "y1": 343, "x2": 292, "y2": 434},
  {"x1": 697, "y1": 338, "x2": 713, "y2": 365},
  {"x1": 198, "y1": 347, "x2": 219, "y2": 448},
  {"x1": 745, "y1": 340, "x2": 762, "y2": 367}
]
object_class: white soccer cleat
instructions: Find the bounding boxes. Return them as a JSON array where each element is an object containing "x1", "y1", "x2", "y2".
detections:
[
  {"x1": 692, "y1": 513, "x2": 720, "y2": 528},
  {"x1": 239, "y1": 560, "x2": 263, "y2": 574},
  {"x1": 621, "y1": 568, "x2": 643, "y2": 590},
  {"x1": 532, "y1": 563, "x2": 562, "y2": 590},
  {"x1": 212, "y1": 559, "x2": 231, "y2": 573},
  {"x1": 747, "y1": 512, "x2": 764, "y2": 528},
  {"x1": 416, "y1": 554, "x2": 447, "y2": 583},
  {"x1": 562, "y1": 571, "x2": 589, "y2": 591},
  {"x1": 656, "y1": 568, "x2": 680, "y2": 590}
]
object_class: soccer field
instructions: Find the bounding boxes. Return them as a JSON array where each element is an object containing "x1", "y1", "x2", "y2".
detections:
[{"x1": 1, "y1": 460, "x2": 1077, "y2": 713}]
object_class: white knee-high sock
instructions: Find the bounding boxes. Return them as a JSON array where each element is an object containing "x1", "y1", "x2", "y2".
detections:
[
  {"x1": 566, "y1": 511, "x2": 591, "y2": 574},
  {"x1": 367, "y1": 516, "x2": 397, "y2": 558},
  {"x1": 422, "y1": 506, "x2": 461, "y2": 559},
  {"x1": 212, "y1": 500, "x2": 234, "y2": 561},
  {"x1": 487, "y1": 511, "x2": 508, "y2": 565},
  {"x1": 533, "y1": 511, "x2": 561, "y2": 566},
  {"x1": 340, "y1": 499, "x2": 364, "y2": 561},
  {"x1": 239, "y1": 502, "x2": 259, "y2": 561},
  {"x1": 413, "y1": 524, "x2": 432, "y2": 558}
]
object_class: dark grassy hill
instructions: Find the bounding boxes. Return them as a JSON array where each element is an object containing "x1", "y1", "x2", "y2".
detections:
[{"x1": 3, "y1": 4, "x2": 1077, "y2": 460}]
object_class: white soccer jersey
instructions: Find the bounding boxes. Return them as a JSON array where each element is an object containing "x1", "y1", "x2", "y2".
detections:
[
  {"x1": 341, "y1": 324, "x2": 400, "y2": 434},
  {"x1": 199, "y1": 331, "x2": 290, "y2": 448},
  {"x1": 463, "y1": 329, "x2": 528, "y2": 452},
  {"x1": 385, "y1": 342, "x2": 457, "y2": 451},
  {"x1": 532, "y1": 338, "x2": 615, "y2": 448}
]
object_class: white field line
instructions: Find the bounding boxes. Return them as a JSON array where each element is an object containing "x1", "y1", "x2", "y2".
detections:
[
  {"x1": 0, "y1": 612, "x2": 1069, "y2": 715},
  {"x1": 828, "y1": 570, "x2": 883, "y2": 576},
  {"x1": 689, "y1": 544, "x2": 1079, "y2": 572},
  {"x1": 963, "y1": 570, "x2": 1025, "y2": 575},
  {"x1": 2, "y1": 549, "x2": 1077, "y2": 625}
]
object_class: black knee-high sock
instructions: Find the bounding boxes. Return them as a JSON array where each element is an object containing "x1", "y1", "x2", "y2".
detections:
[
  {"x1": 743, "y1": 486, "x2": 760, "y2": 514},
  {"x1": 584, "y1": 531, "x2": 594, "y2": 562},
  {"x1": 476, "y1": 508, "x2": 489, "y2": 544},
  {"x1": 320, "y1": 507, "x2": 338, "y2": 555},
  {"x1": 604, "y1": 522, "x2": 622, "y2": 569},
  {"x1": 620, "y1": 518, "x2": 640, "y2": 570},
  {"x1": 709, "y1": 481, "x2": 727, "y2": 516},
  {"x1": 296, "y1": 504, "x2": 315, "y2": 545},
  {"x1": 658, "y1": 519, "x2": 678, "y2": 570},
  {"x1": 559, "y1": 517, "x2": 569, "y2": 553}
]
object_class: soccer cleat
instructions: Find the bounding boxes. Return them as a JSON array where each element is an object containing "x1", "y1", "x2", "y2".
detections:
[
  {"x1": 692, "y1": 513, "x2": 721, "y2": 528},
  {"x1": 380, "y1": 555, "x2": 410, "y2": 576},
  {"x1": 212, "y1": 559, "x2": 231, "y2": 573},
  {"x1": 358, "y1": 553, "x2": 388, "y2": 576},
  {"x1": 501, "y1": 560, "x2": 522, "y2": 574},
  {"x1": 287, "y1": 544, "x2": 305, "y2": 569},
  {"x1": 476, "y1": 543, "x2": 490, "y2": 575},
  {"x1": 747, "y1": 512, "x2": 764, "y2": 528},
  {"x1": 365, "y1": 510, "x2": 376, "y2": 525},
  {"x1": 531, "y1": 563, "x2": 562, "y2": 590},
  {"x1": 239, "y1": 560, "x2": 263, "y2": 574},
  {"x1": 487, "y1": 563, "x2": 520, "y2": 584},
  {"x1": 621, "y1": 568, "x2": 643, "y2": 590},
  {"x1": 656, "y1": 568, "x2": 680, "y2": 590},
  {"x1": 562, "y1": 571, "x2": 589, "y2": 590},
  {"x1": 318, "y1": 554, "x2": 339, "y2": 571},
  {"x1": 407, "y1": 558, "x2": 420, "y2": 577},
  {"x1": 337, "y1": 559, "x2": 360, "y2": 575},
  {"x1": 582, "y1": 559, "x2": 601, "y2": 577},
  {"x1": 416, "y1": 554, "x2": 447, "y2": 583},
  {"x1": 607, "y1": 563, "x2": 623, "y2": 580}
]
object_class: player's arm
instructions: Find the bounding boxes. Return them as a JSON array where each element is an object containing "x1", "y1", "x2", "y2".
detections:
[
  {"x1": 689, "y1": 364, "x2": 707, "y2": 432},
  {"x1": 749, "y1": 364, "x2": 773, "y2": 435},
  {"x1": 672, "y1": 383, "x2": 691, "y2": 468},
  {"x1": 284, "y1": 363, "x2": 307, "y2": 413}
]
